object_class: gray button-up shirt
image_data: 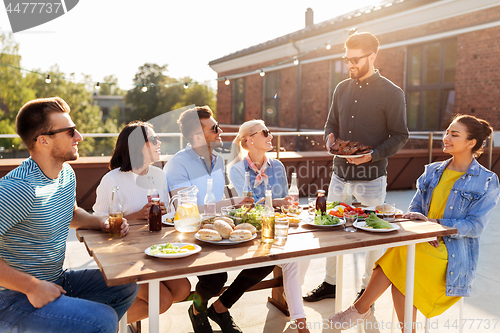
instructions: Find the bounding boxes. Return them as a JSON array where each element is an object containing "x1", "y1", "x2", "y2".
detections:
[{"x1": 324, "y1": 71, "x2": 409, "y2": 181}]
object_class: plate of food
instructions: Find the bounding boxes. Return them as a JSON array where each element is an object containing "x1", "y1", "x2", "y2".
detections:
[
  {"x1": 328, "y1": 139, "x2": 372, "y2": 158},
  {"x1": 327, "y1": 204, "x2": 370, "y2": 220},
  {"x1": 162, "y1": 212, "x2": 175, "y2": 226},
  {"x1": 364, "y1": 206, "x2": 404, "y2": 217},
  {"x1": 145, "y1": 242, "x2": 202, "y2": 258},
  {"x1": 195, "y1": 231, "x2": 256, "y2": 245},
  {"x1": 308, "y1": 213, "x2": 345, "y2": 227},
  {"x1": 223, "y1": 205, "x2": 263, "y2": 231},
  {"x1": 353, "y1": 221, "x2": 400, "y2": 232},
  {"x1": 195, "y1": 219, "x2": 257, "y2": 245}
]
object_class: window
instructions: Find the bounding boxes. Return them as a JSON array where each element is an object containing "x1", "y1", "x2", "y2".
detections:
[
  {"x1": 406, "y1": 39, "x2": 457, "y2": 131},
  {"x1": 329, "y1": 59, "x2": 349, "y2": 105},
  {"x1": 232, "y1": 78, "x2": 245, "y2": 124},
  {"x1": 263, "y1": 71, "x2": 281, "y2": 126}
]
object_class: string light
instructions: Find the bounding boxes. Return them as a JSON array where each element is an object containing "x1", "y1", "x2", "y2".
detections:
[
  {"x1": 95, "y1": 82, "x2": 100, "y2": 90},
  {"x1": 45, "y1": 75, "x2": 51, "y2": 84},
  {"x1": 260, "y1": 69, "x2": 266, "y2": 77},
  {"x1": 224, "y1": 77, "x2": 230, "y2": 85},
  {"x1": 141, "y1": 84, "x2": 148, "y2": 92},
  {"x1": 183, "y1": 83, "x2": 189, "y2": 89},
  {"x1": 326, "y1": 43, "x2": 331, "y2": 50},
  {"x1": 293, "y1": 57, "x2": 299, "y2": 65}
]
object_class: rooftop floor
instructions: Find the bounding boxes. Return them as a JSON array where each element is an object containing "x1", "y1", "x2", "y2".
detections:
[{"x1": 64, "y1": 190, "x2": 500, "y2": 333}]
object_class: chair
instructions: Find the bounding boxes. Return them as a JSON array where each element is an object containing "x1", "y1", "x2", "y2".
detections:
[{"x1": 390, "y1": 298, "x2": 463, "y2": 333}]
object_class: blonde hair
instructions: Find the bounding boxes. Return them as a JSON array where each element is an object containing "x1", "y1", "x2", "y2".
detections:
[{"x1": 227, "y1": 119, "x2": 265, "y2": 169}]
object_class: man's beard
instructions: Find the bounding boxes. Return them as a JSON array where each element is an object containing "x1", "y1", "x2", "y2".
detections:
[
  {"x1": 51, "y1": 146, "x2": 79, "y2": 163},
  {"x1": 350, "y1": 60, "x2": 369, "y2": 80}
]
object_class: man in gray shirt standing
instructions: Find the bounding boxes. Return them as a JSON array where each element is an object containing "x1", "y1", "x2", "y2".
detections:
[{"x1": 303, "y1": 32, "x2": 409, "y2": 303}]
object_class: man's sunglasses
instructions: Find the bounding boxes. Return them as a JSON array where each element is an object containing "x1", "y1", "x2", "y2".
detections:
[
  {"x1": 197, "y1": 123, "x2": 221, "y2": 135},
  {"x1": 250, "y1": 129, "x2": 271, "y2": 138},
  {"x1": 341, "y1": 53, "x2": 372, "y2": 65},
  {"x1": 34, "y1": 126, "x2": 76, "y2": 141},
  {"x1": 147, "y1": 135, "x2": 161, "y2": 145}
]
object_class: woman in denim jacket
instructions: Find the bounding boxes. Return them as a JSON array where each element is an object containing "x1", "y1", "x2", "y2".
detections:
[{"x1": 329, "y1": 115, "x2": 500, "y2": 332}]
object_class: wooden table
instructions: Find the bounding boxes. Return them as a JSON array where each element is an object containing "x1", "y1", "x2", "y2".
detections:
[{"x1": 77, "y1": 218, "x2": 456, "y2": 333}]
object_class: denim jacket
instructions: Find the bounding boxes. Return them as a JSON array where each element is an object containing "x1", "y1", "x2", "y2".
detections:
[{"x1": 408, "y1": 158, "x2": 500, "y2": 297}]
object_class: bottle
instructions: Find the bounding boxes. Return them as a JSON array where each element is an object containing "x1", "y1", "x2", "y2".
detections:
[
  {"x1": 342, "y1": 181, "x2": 353, "y2": 206},
  {"x1": 109, "y1": 186, "x2": 123, "y2": 238},
  {"x1": 261, "y1": 190, "x2": 275, "y2": 244},
  {"x1": 316, "y1": 189, "x2": 327, "y2": 215},
  {"x1": 204, "y1": 178, "x2": 216, "y2": 218},
  {"x1": 288, "y1": 173, "x2": 299, "y2": 205},
  {"x1": 147, "y1": 176, "x2": 160, "y2": 203},
  {"x1": 242, "y1": 171, "x2": 253, "y2": 198},
  {"x1": 149, "y1": 197, "x2": 162, "y2": 232}
]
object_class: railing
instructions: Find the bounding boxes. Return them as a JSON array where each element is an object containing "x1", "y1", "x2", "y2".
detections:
[{"x1": 0, "y1": 131, "x2": 494, "y2": 169}]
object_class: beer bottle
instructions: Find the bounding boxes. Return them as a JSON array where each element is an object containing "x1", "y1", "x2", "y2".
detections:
[
  {"x1": 288, "y1": 173, "x2": 299, "y2": 205},
  {"x1": 109, "y1": 186, "x2": 123, "y2": 237},
  {"x1": 149, "y1": 197, "x2": 162, "y2": 232},
  {"x1": 261, "y1": 190, "x2": 275, "y2": 244},
  {"x1": 204, "y1": 178, "x2": 216, "y2": 218},
  {"x1": 242, "y1": 171, "x2": 253, "y2": 198}
]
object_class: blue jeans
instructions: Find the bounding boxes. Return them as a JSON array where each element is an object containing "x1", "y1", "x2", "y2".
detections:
[{"x1": 0, "y1": 269, "x2": 139, "y2": 333}]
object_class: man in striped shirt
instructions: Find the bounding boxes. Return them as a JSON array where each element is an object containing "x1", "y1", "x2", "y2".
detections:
[{"x1": 0, "y1": 97, "x2": 139, "y2": 333}]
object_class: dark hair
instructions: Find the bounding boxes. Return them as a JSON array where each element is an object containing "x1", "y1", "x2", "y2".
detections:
[
  {"x1": 345, "y1": 32, "x2": 380, "y2": 55},
  {"x1": 109, "y1": 121, "x2": 153, "y2": 171},
  {"x1": 15, "y1": 97, "x2": 70, "y2": 150},
  {"x1": 177, "y1": 106, "x2": 213, "y2": 142},
  {"x1": 453, "y1": 114, "x2": 493, "y2": 157}
]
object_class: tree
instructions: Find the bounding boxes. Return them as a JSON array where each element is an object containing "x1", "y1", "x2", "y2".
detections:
[{"x1": 173, "y1": 79, "x2": 216, "y2": 116}]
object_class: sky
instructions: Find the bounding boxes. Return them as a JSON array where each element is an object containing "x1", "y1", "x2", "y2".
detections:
[{"x1": 1, "y1": 0, "x2": 380, "y2": 90}]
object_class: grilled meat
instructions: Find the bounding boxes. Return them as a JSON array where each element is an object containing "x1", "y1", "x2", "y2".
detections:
[{"x1": 329, "y1": 139, "x2": 372, "y2": 155}]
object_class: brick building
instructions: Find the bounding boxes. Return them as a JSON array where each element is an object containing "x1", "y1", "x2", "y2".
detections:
[{"x1": 209, "y1": 0, "x2": 500, "y2": 140}]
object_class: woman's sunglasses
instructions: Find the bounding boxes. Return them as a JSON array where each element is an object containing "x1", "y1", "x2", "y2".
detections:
[
  {"x1": 250, "y1": 129, "x2": 271, "y2": 138},
  {"x1": 147, "y1": 135, "x2": 161, "y2": 145}
]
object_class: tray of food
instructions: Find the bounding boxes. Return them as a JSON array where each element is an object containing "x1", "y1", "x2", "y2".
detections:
[
  {"x1": 195, "y1": 217, "x2": 257, "y2": 245},
  {"x1": 328, "y1": 139, "x2": 372, "y2": 158}
]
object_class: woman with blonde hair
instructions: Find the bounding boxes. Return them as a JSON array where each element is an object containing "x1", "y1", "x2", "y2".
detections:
[
  {"x1": 228, "y1": 119, "x2": 310, "y2": 333},
  {"x1": 229, "y1": 119, "x2": 290, "y2": 207},
  {"x1": 329, "y1": 115, "x2": 500, "y2": 332}
]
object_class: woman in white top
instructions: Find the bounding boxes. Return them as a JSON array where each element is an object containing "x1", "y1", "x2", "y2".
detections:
[
  {"x1": 93, "y1": 121, "x2": 190, "y2": 324},
  {"x1": 229, "y1": 119, "x2": 310, "y2": 333}
]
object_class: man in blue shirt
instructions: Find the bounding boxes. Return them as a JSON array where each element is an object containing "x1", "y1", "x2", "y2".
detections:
[
  {"x1": 164, "y1": 106, "x2": 274, "y2": 333},
  {"x1": 0, "y1": 97, "x2": 139, "y2": 333}
]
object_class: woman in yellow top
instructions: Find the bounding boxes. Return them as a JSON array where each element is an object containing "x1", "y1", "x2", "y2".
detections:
[{"x1": 329, "y1": 115, "x2": 500, "y2": 332}]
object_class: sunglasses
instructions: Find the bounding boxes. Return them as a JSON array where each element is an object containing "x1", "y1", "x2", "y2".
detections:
[
  {"x1": 34, "y1": 126, "x2": 77, "y2": 141},
  {"x1": 197, "y1": 123, "x2": 221, "y2": 135},
  {"x1": 250, "y1": 129, "x2": 271, "y2": 138},
  {"x1": 341, "y1": 53, "x2": 372, "y2": 65},
  {"x1": 147, "y1": 135, "x2": 161, "y2": 145}
]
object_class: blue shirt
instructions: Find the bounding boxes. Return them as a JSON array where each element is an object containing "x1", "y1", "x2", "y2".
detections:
[
  {"x1": 0, "y1": 158, "x2": 76, "y2": 292},
  {"x1": 409, "y1": 158, "x2": 500, "y2": 297},
  {"x1": 229, "y1": 158, "x2": 288, "y2": 201},
  {"x1": 163, "y1": 144, "x2": 225, "y2": 205}
]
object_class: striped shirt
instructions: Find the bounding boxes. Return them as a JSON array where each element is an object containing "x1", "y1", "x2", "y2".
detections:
[{"x1": 0, "y1": 158, "x2": 76, "y2": 292}]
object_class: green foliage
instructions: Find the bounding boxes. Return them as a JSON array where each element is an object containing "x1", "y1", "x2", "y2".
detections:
[
  {"x1": 173, "y1": 80, "x2": 216, "y2": 116},
  {"x1": 98, "y1": 75, "x2": 125, "y2": 96}
]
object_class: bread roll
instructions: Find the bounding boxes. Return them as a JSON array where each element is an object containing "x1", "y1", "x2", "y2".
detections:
[
  {"x1": 197, "y1": 229, "x2": 222, "y2": 241},
  {"x1": 217, "y1": 216, "x2": 235, "y2": 228},
  {"x1": 234, "y1": 223, "x2": 256, "y2": 234},
  {"x1": 229, "y1": 229, "x2": 253, "y2": 241},
  {"x1": 203, "y1": 224, "x2": 216, "y2": 230},
  {"x1": 214, "y1": 220, "x2": 233, "y2": 239}
]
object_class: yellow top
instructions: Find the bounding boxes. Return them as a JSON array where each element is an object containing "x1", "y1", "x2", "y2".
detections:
[{"x1": 427, "y1": 168, "x2": 466, "y2": 220}]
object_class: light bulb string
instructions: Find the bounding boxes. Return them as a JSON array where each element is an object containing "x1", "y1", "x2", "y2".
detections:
[{"x1": 0, "y1": 29, "x2": 349, "y2": 89}]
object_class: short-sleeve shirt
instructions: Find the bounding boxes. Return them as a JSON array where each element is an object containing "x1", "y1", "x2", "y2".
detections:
[
  {"x1": 0, "y1": 158, "x2": 76, "y2": 292},
  {"x1": 163, "y1": 144, "x2": 225, "y2": 205},
  {"x1": 229, "y1": 158, "x2": 288, "y2": 201}
]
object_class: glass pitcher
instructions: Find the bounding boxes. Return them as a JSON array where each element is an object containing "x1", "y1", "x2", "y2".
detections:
[{"x1": 168, "y1": 185, "x2": 201, "y2": 232}]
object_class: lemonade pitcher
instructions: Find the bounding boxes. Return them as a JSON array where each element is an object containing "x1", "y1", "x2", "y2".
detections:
[{"x1": 168, "y1": 185, "x2": 201, "y2": 232}]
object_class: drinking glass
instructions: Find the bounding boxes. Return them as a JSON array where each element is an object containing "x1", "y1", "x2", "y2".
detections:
[
  {"x1": 274, "y1": 217, "x2": 289, "y2": 246},
  {"x1": 344, "y1": 211, "x2": 357, "y2": 232},
  {"x1": 308, "y1": 198, "x2": 316, "y2": 215},
  {"x1": 384, "y1": 203, "x2": 396, "y2": 221}
]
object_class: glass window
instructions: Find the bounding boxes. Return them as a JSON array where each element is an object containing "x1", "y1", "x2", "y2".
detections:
[
  {"x1": 406, "y1": 39, "x2": 456, "y2": 131},
  {"x1": 232, "y1": 78, "x2": 245, "y2": 124},
  {"x1": 263, "y1": 71, "x2": 281, "y2": 126}
]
